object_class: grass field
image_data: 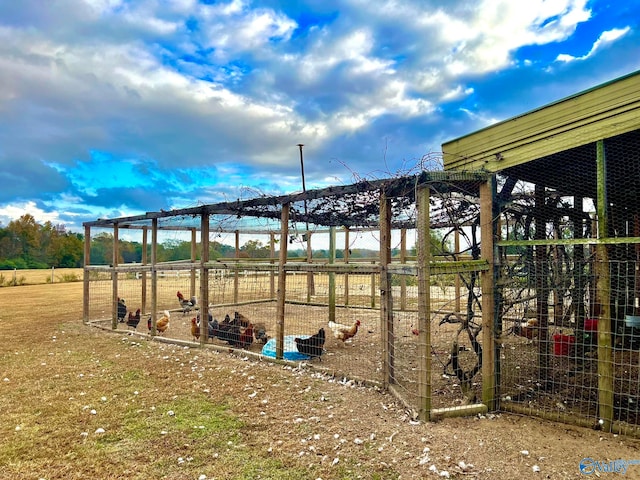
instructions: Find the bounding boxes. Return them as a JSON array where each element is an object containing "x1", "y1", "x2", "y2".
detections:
[
  {"x1": 0, "y1": 267, "x2": 84, "y2": 286},
  {"x1": 2, "y1": 270, "x2": 640, "y2": 479}
]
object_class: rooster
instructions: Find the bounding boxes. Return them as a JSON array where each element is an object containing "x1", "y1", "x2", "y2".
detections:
[
  {"x1": 126, "y1": 308, "x2": 141, "y2": 329},
  {"x1": 295, "y1": 328, "x2": 326, "y2": 360},
  {"x1": 149, "y1": 310, "x2": 170, "y2": 334},
  {"x1": 177, "y1": 291, "x2": 197, "y2": 315},
  {"x1": 117, "y1": 297, "x2": 127, "y2": 323},
  {"x1": 328, "y1": 319, "x2": 360, "y2": 344}
]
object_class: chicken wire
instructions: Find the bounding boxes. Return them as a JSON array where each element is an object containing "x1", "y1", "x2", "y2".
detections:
[{"x1": 495, "y1": 131, "x2": 640, "y2": 434}]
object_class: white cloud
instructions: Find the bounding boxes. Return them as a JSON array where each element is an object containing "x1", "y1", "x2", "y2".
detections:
[
  {"x1": 556, "y1": 26, "x2": 630, "y2": 62},
  {"x1": 0, "y1": 201, "x2": 63, "y2": 226}
]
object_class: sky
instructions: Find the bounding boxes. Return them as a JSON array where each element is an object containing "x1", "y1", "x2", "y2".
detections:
[{"x1": 1, "y1": 0, "x2": 639, "y2": 242}]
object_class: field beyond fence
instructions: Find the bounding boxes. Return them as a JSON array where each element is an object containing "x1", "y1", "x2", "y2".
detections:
[{"x1": 0, "y1": 268, "x2": 84, "y2": 286}]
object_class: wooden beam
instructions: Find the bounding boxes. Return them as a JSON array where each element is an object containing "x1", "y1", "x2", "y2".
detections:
[
  {"x1": 596, "y1": 139, "x2": 614, "y2": 431},
  {"x1": 234, "y1": 230, "x2": 240, "y2": 304},
  {"x1": 83, "y1": 225, "x2": 91, "y2": 324},
  {"x1": 480, "y1": 177, "x2": 497, "y2": 410},
  {"x1": 416, "y1": 184, "x2": 432, "y2": 421},
  {"x1": 344, "y1": 227, "x2": 350, "y2": 306},
  {"x1": 150, "y1": 218, "x2": 158, "y2": 336},
  {"x1": 112, "y1": 223, "x2": 119, "y2": 330},
  {"x1": 328, "y1": 226, "x2": 336, "y2": 323},
  {"x1": 276, "y1": 204, "x2": 290, "y2": 360},
  {"x1": 190, "y1": 228, "x2": 197, "y2": 299},
  {"x1": 380, "y1": 191, "x2": 393, "y2": 389},
  {"x1": 199, "y1": 214, "x2": 210, "y2": 345},
  {"x1": 141, "y1": 227, "x2": 148, "y2": 314}
]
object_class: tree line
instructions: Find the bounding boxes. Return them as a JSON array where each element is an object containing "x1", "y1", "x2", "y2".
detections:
[{"x1": 1, "y1": 214, "x2": 406, "y2": 269}]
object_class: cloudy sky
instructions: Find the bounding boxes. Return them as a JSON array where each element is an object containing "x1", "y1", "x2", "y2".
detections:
[{"x1": 1, "y1": 0, "x2": 639, "y2": 234}]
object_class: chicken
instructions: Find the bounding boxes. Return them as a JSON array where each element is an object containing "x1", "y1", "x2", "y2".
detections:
[
  {"x1": 191, "y1": 312, "x2": 217, "y2": 341},
  {"x1": 508, "y1": 318, "x2": 539, "y2": 340},
  {"x1": 234, "y1": 311, "x2": 251, "y2": 328},
  {"x1": 253, "y1": 322, "x2": 269, "y2": 344},
  {"x1": 191, "y1": 317, "x2": 200, "y2": 341},
  {"x1": 236, "y1": 323, "x2": 254, "y2": 349},
  {"x1": 295, "y1": 328, "x2": 326, "y2": 360},
  {"x1": 126, "y1": 308, "x2": 141, "y2": 329},
  {"x1": 117, "y1": 297, "x2": 127, "y2": 323},
  {"x1": 213, "y1": 313, "x2": 241, "y2": 345},
  {"x1": 328, "y1": 319, "x2": 361, "y2": 343},
  {"x1": 152, "y1": 310, "x2": 170, "y2": 334},
  {"x1": 177, "y1": 291, "x2": 197, "y2": 315}
]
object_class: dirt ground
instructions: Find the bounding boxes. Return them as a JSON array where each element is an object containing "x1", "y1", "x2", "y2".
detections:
[
  {"x1": 95, "y1": 303, "x2": 640, "y2": 479},
  {"x1": 5, "y1": 272, "x2": 640, "y2": 479},
  {"x1": 101, "y1": 325, "x2": 640, "y2": 479}
]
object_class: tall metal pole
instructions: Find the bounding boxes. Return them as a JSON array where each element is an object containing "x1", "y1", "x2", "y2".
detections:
[
  {"x1": 297, "y1": 144, "x2": 314, "y2": 297},
  {"x1": 297, "y1": 144, "x2": 309, "y2": 224}
]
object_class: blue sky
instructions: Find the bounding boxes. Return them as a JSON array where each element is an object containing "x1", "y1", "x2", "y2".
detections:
[{"x1": 0, "y1": 0, "x2": 639, "y2": 235}]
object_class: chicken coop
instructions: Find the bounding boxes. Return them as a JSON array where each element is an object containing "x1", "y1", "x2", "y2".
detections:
[{"x1": 84, "y1": 69, "x2": 640, "y2": 435}]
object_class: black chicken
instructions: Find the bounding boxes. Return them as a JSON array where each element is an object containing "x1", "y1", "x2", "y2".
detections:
[
  {"x1": 213, "y1": 313, "x2": 241, "y2": 345},
  {"x1": 117, "y1": 298, "x2": 127, "y2": 323},
  {"x1": 126, "y1": 308, "x2": 141, "y2": 329},
  {"x1": 295, "y1": 328, "x2": 326, "y2": 360}
]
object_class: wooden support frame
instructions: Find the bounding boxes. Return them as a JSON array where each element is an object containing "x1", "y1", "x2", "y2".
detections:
[
  {"x1": 596, "y1": 138, "x2": 614, "y2": 431},
  {"x1": 480, "y1": 177, "x2": 497, "y2": 410},
  {"x1": 328, "y1": 226, "x2": 336, "y2": 323},
  {"x1": 416, "y1": 184, "x2": 431, "y2": 421},
  {"x1": 380, "y1": 191, "x2": 393, "y2": 389},
  {"x1": 199, "y1": 214, "x2": 210, "y2": 344},
  {"x1": 150, "y1": 218, "x2": 158, "y2": 335},
  {"x1": 275, "y1": 203, "x2": 290, "y2": 359},
  {"x1": 111, "y1": 223, "x2": 119, "y2": 330},
  {"x1": 83, "y1": 225, "x2": 91, "y2": 324},
  {"x1": 141, "y1": 227, "x2": 148, "y2": 314}
]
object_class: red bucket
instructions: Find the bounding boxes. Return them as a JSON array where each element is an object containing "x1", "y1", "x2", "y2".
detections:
[
  {"x1": 553, "y1": 334, "x2": 575, "y2": 356},
  {"x1": 584, "y1": 318, "x2": 598, "y2": 332}
]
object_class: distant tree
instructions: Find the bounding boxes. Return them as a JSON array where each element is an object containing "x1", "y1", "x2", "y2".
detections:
[{"x1": 240, "y1": 239, "x2": 270, "y2": 258}]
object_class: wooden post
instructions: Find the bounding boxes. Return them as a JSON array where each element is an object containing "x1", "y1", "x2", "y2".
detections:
[
  {"x1": 480, "y1": 177, "x2": 497, "y2": 410},
  {"x1": 535, "y1": 184, "x2": 550, "y2": 387},
  {"x1": 328, "y1": 226, "x2": 336, "y2": 323},
  {"x1": 270, "y1": 232, "x2": 276, "y2": 299},
  {"x1": 150, "y1": 218, "x2": 158, "y2": 335},
  {"x1": 199, "y1": 214, "x2": 210, "y2": 345},
  {"x1": 416, "y1": 184, "x2": 431, "y2": 421},
  {"x1": 455, "y1": 229, "x2": 461, "y2": 313},
  {"x1": 112, "y1": 223, "x2": 119, "y2": 330},
  {"x1": 276, "y1": 204, "x2": 290, "y2": 360},
  {"x1": 596, "y1": 139, "x2": 613, "y2": 431},
  {"x1": 306, "y1": 231, "x2": 315, "y2": 300},
  {"x1": 190, "y1": 228, "x2": 197, "y2": 298},
  {"x1": 83, "y1": 225, "x2": 91, "y2": 324},
  {"x1": 141, "y1": 227, "x2": 148, "y2": 314},
  {"x1": 234, "y1": 230, "x2": 240, "y2": 304},
  {"x1": 344, "y1": 227, "x2": 350, "y2": 306},
  {"x1": 370, "y1": 262, "x2": 377, "y2": 309},
  {"x1": 400, "y1": 228, "x2": 407, "y2": 311},
  {"x1": 380, "y1": 191, "x2": 394, "y2": 388}
]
